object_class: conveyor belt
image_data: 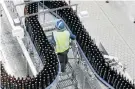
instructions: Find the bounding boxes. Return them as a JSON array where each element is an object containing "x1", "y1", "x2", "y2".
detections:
[{"x1": 40, "y1": 1, "x2": 135, "y2": 89}]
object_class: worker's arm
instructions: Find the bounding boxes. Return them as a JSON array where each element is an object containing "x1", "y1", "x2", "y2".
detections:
[
  {"x1": 50, "y1": 33, "x2": 56, "y2": 46},
  {"x1": 70, "y1": 32, "x2": 76, "y2": 40},
  {"x1": 69, "y1": 32, "x2": 76, "y2": 47}
]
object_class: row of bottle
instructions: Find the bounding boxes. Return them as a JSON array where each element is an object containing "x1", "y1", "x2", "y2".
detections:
[
  {"x1": 25, "y1": 2, "x2": 38, "y2": 15},
  {"x1": 41, "y1": 1, "x2": 135, "y2": 89},
  {"x1": 25, "y1": 2, "x2": 58, "y2": 66},
  {"x1": 1, "y1": 63, "x2": 58, "y2": 89},
  {"x1": 25, "y1": 2, "x2": 59, "y2": 87},
  {"x1": 40, "y1": 1, "x2": 68, "y2": 10},
  {"x1": 1, "y1": 3, "x2": 59, "y2": 89}
]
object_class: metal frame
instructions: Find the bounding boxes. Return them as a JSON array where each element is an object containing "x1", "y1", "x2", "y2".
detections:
[
  {"x1": 39, "y1": 3, "x2": 104, "y2": 89},
  {"x1": 20, "y1": 4, "x2": 77, "y2": 18},
  {"x1": 4, "y1": 0, "x2": 78, "y2": 30},
  {"x1": 10, "y1": 1, "x2": 78, "y2": 19},
  {"x1": 39, "y1": 2, "x2": 115, "y2": 89},
  {"x1": 3, "y1": 1, "x2": 116, "y2": 89}
]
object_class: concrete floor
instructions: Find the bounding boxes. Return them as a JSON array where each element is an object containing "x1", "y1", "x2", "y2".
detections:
[{"x1": 70, "y1": 1, "x2": 135, "y2": 80}]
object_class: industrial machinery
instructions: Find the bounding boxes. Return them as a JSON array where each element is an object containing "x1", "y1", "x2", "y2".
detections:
[{"x1": 0, "y1": 0, "x2": 135, "y2": 89}]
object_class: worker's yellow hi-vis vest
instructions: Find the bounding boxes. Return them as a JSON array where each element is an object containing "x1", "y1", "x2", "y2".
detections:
[{"x1": 53, "y1": 30, "x2": 70, "y2": 53}]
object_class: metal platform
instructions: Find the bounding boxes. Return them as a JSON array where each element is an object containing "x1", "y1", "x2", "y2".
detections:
[{"x1": 56, "y1": 63, "x2": 78, "y2": 89}]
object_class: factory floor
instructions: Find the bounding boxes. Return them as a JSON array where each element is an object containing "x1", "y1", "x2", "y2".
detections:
[
  {"x1": 70, "y1": 1, "x2": 135, "y2": 81},
  {"x1": 1, "y1": 1, "x2": 135, "y2": 89}
]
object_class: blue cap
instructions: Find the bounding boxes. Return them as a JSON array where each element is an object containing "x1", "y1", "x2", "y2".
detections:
[{"x1": 56, "y1": 20, "x2": 65, "y2": 30}]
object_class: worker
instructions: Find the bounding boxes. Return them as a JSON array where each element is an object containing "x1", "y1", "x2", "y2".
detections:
[{"x1": 51, "y1": 19, "x2": 76, "y2": 72}]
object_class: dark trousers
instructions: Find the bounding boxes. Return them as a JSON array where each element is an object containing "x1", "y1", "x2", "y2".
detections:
[{"x1": 57, "y1": 49, "x2": 69, "y2": 72}]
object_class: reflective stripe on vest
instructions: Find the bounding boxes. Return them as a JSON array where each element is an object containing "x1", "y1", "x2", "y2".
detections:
[{"x1": 53, "y1": 30, "x2": 70, "y2": 53}]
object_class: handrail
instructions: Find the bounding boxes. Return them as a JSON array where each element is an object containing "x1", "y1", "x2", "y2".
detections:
[
  {"x1": 19, "y1": 4, "x2": 78, "y2": 19},
  {"x1": 76, "y1": 42, "x2": 114, "y2": 89}
]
